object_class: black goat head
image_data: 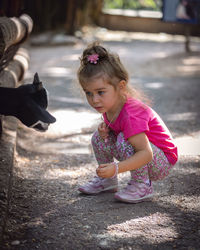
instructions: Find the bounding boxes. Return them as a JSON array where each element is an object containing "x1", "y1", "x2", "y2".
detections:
[{"x1": 16, "y1": 73, "x2": 56, "y2": 132}]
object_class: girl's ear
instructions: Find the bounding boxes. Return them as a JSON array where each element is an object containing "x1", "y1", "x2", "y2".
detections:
[{"x1": 119, "y1": 80, "x2": 127, "y2": 90}]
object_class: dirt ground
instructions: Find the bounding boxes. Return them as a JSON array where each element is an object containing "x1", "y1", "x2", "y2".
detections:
[{"x1": 1, "y1": 30, "x2": 200, "y2": 249}]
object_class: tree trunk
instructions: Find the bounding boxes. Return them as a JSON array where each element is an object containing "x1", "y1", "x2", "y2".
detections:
[
  {"x1": 65, "y1": 0, "x2": 77, "y2": 35},
  {"x1": 65, "y1": 0, "x2": 103, "y2": 35}
]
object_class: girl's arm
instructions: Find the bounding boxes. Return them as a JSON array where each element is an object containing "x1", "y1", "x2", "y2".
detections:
[
  {"x1": 118, "y1": 132, "x2": 153, "y2": 173},
  {"x1": 96, "y1": 132, "x2": 153, "y2": 178}
]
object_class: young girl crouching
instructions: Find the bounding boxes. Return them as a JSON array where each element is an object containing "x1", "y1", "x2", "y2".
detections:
[{"x1": 77, "y1": 43, "x2": 178, "y2": 203}]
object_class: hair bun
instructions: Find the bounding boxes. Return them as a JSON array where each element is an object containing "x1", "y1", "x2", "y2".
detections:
[{"x1": 81, "y1": 42, "x2": 108, "y2": 65}]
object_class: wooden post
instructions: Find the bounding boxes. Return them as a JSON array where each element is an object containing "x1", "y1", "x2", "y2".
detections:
[
  {"x1": 0, "y1": 14, "x2": 33, "y2": 136},
  {"x1": 0, "y1": 14, "x2": 33, "y2": 60},
  {"x1": 0, "y1": 47, "x2": 29, "y2": 88},
  {"x1": 0, "y1": 14, "x2": 32, "y2": 86}
]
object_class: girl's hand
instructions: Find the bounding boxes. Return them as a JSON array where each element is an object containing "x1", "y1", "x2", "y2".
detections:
[
  {"x1": 98, "y1": 122, "x2": 109, "y2": 140},
  {"x1": 96, "y1": 163, "x2": 116, "y2": 178}
]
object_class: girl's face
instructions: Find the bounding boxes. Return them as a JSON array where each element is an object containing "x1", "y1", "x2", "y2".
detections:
[{"x1": 82, "y1": 77, "x2": 124, "y2": 116}]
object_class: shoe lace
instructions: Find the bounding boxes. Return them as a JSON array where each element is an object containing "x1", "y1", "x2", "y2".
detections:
[
  {"x1": 126, "y1": 180, "x2": 151, "y2": 191},
  {"x1": 124, "y1": 180, "x2": 137, "y2": 191}
]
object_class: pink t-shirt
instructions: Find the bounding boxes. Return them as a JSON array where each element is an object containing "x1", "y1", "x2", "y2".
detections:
[{"x1": 103, "y1": 98, "x2": 178, "y2": 165}]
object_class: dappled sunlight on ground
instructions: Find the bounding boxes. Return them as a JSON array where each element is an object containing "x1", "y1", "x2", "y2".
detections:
[
  {"x1": 51, "y1": 96, "x2": 84, "y2": 104},
  {"x1": 165, "y1": 112, "x2": 200, "y2": 156},
  {"x1": 166, "y1": 112, "x2": 196, "y2": 122},
  {"x1": 85, "y1": 26, "x2": 187, "y2": 43},
  {"x1": 153, "y1": 51, "x2": 169, "y2": 59},
  {"x1": 38, "y1": 134, "x2": 92, "y2": 155},
  {"x1": 170, "y1": 52, "x2": 200, "y2": 77},
  {"x1": 43, "y1": 166, "x2": 91, "y2": 180},
  {"x1": 40, "y1": 67, "x2": 72, "y2": 77},
  {"x1": 105, "y1": 213, "x2": 178, "y2": 241},
  {"x1": 159, "y1": 195, "x2": 200, "y2": 213},
  {"x1": 175, "y1": 132, "x2": 200, "y2": 156},
  {"x1": 61, "y1": 53, "x2": 80, "y2": 61},
  {"x1": 177, "y1": 54, "x2": 200, "y2": 76},
  {"x1": 144, "y1": 81, "x2": 164, "y2": 89},
  {"x1": 177, "y1": 65, "x2": 200, "y2": 76},
  {"x1": 47, "y1": 109, "x2": 100, "y2": 136}
]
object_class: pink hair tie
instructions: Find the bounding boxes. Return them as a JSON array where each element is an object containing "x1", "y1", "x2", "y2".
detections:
[{"x1": 87, "y1": 54, "x2": 99, "y2": 64}]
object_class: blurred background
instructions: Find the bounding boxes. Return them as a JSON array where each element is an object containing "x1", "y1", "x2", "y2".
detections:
[{"x1": 0, "y1": 0, "x2": 199, "y2": 36}]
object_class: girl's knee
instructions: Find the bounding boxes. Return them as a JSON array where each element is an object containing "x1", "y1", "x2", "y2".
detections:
[
  {"x1": 116, "y1": 133, "x2": 127, "y2": 150},
  {"x1": 117, "y1": 132, "x2": 126, "y2": 143},
  {"x1": 148, "y1": 144, "x2": 173, "y2": 181},
  {"x1": 116, "y1": 132, "x2": 135, "y2": 159}
]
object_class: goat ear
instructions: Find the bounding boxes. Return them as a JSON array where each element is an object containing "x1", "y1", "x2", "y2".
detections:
[
  {"x1": 34, "y1": 72, "x2": 40, "y2": 83},
  {"x1": 33, "y1": 72, "x2": 43, "y2": 91}
]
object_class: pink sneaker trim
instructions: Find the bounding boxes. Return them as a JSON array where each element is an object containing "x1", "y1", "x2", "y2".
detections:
[
  {"x1": 114, "y1": 192, "x2": 153, "y2": 203},
  {"x1": 114, "y1": 180, "x2": 153, "y2": 203}
]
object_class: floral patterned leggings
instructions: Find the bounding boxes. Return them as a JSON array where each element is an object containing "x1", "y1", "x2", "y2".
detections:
[{"x1": 91, "y1": 130, "x2": 173, "y2": 183}]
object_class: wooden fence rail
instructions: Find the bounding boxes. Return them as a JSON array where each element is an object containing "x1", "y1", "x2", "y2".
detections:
[{"x1": 0, "y1": 14, "x2": 33, "y2": 136}]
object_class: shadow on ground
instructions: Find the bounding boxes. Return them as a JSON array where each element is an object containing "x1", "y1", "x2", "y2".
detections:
[{"x1": 2, "y1": 124, "x2": 200, "y2": 250}]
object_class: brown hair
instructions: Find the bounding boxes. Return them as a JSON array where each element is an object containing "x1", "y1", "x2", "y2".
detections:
[{"x1": 77, "y1": 42, "x2": 150, "y2": 104}]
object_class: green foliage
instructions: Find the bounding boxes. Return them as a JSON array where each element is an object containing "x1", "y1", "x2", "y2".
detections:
[{"x1": 104, "y1": 0, "x2": 162, "y2": 11}]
